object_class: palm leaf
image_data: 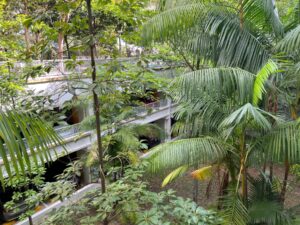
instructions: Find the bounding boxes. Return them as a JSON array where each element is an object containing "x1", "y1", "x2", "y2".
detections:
[
  {"x1": 243, "y1": 0, "x2": 284, "y2": 37},
  {"x1": 277, "y1": 25, "x2": 300, "y2": 54},
  {"x1": 190, "y1": 165, "x2": 213, "y2": 181},
  {"x1": 248, "y1": 200, "x2": 291, "y2": 225},
  {"x1": 142, "y1": 137, "x2": 228, "y2": 173},
  {"x1": 142, "y1": 3, "x2": 207, "y2": 45},
  {"x1": 0, "y1": 111, "x2": 62, "y2": 186},
  {"x1": 253, "y1": 59, "x2": 278, "y2": 106},
  {"x1": 204, "y1": 10, "x2": 270, "y2": 72},
  {"x1": 174, "y1": 68, "x2": 255, "y2": 104},
  {"x1": 219, "y1": 103, "x2": 275, "y2": 136},
  {"x1": 161, "y1": 165, "x2": 188, "y2": 187},
  {"x1": 221, "y1": 193, "x2": 249, "y2": 225},
  {"x1": 263, "y1": 121, "x2": 300, "y2": 163}
]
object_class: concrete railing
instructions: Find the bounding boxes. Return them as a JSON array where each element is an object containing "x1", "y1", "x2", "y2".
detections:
[
  {"x1": 0, "y1": 99, "x2": 172, "y2": 162},
  {"x1": 16, "y1": 183, "x2": 101, "y2": 225},
  {"x1": 53, "y1": 98, "x2": 170, "y2": 139},
  {"x1": 0, "y1": 57, "x2": 173, "y2": 78}
]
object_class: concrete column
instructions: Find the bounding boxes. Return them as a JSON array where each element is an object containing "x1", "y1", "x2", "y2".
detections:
[
  {"x1": 164, "y1": 116, "x2": 172, "y2": 142},
  {"x1": 164, "y1": 97, "x2": 172, "y2": 141},
  {"x1": 77, "y1": 149, "x2": 91, "y2": 185}
]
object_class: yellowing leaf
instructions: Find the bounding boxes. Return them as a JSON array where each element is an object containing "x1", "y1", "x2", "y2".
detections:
[
  {"x1": 190, "y1": 166, "x2": 213, "y2": 181},
  {"x1": 161, "y1": 165, "x2": 188, "y2": 188}
]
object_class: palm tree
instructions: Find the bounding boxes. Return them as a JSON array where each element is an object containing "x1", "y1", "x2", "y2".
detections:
[
  {"x1": 142, "y1": 61, "x2": 300, "y2": 224},
  {"x1": 0, "y1": 110, "x2": 62, "y2": 185},
  {"x1": 143, "y1": 0, "x2": 283, "y2": 73},
  {"x1": 86, "y1": 123, "x2": 164, "y2": 176},
  {"x1": 141, "y1": 1, "x2": 300, "y2": 223}
]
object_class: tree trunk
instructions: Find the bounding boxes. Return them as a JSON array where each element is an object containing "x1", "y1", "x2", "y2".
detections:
[
  {"x1": 86, "y1": 1, "x2": 108, "y2": 223},
  {"x1": 193, "y1": 179, "x2": 199, "y2": 203},
  {"x1": 281, "y1": 158, "x2": 289, "y2": 203},
  {"x1": 240, "y1": 132, "x2": 248, "y2": 205},
  {"x1": 64, "y1": 35, "x2": 71, "y2": 59},
  {"x1": 29, "y1": 215, "x2": 33, "y2": 225},
  {"x1": 219, "y1": 170, "x2": 229, "y2": 197},
  {"x1": 23, "y1": 0, "x2": 30, "y2": 56},
  {"x1": 86, "y1": 0, "x2": 106, "y2": 193},
  {"x1": 193, "y1": 165, "x2": 199, "y2": 203},
  {"x1": 218, "y1": 170, "x2": 229, "y2": 209},
  {"x1": 58, "y1": 32, "x2": 64, "y2": 60},
  {"x1": 270, "y1": 161, "x2": 273, "y2": 182}
]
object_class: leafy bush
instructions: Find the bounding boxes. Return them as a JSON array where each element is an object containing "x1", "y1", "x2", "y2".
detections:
[
  {"x1": 42, "y1": 164, "x2": 221, "y2": 225},
  {"x1": 291, "y1": 164, "x2": 300, "y2": 181}
]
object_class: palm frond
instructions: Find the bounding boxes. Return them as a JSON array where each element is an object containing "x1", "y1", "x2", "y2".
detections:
[
  {"x1": 142, "y1": 3, "x2": 206, "y2": 45},
  {"x1": 219, "y1": 103, "x2": 274, "y2": 136},
  {"x1": 142, "y1": 137, "x2": 228, "y2": 173},
  {"x1": 221, "y1": 193, "x2": 249, "y2": 225},
  {"x1": 248, "y1": 200, "x2": 291, "y2": 225},
  {"x1": 244, "y1": 0, "x2": 284, "y2": 37},
  {"x1": 0, "y1": 111, "x2": 62, "y2": 186},
  {"x1": 253, "y1": 59, "x2": 278, "y2": 106},
  {"x1": 161, "y1": 165, "x2": 188, "y2": 187},
  {"x1": 263, "y1": 121, "x2": 300, "y2": 163},
  {"x1": 174, "y1": 68, "x2": 255, "y2": 104},
  {"x1": 277, "y1": 25, "x2": 300, "y2": 54},
  {"x1": 190, "y1": 165, "x2": 213, "y2": 181},
  {"x1": 204, "y1": 10, "x2": 270, "y2": 72}
]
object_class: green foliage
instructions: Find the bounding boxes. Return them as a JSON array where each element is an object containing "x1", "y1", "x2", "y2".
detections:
[
  {"x1": 42, "y1": 164, "x2": 221, "y2": 225},
  {"x1": 142, "y1": 0, "x2": 282, "y2": 73},
  {"x1": 221, "y1": 193, "x2": 249, "y2": 225},
  {"x1": 143, "y1": 137, "x2": 228, "y2": 173},
  {"x1": 3, "y1": 161, "x2": 81, "y2": 222},
  {"x1": 0, "y1": 111, "x2": 63, "y2": 185},
  {"x1": 252, "y1": 60, "x2": 278, "y2": 106},
  {"x1": 291, "y1": 164, "x2": 300, "y2": 181}
]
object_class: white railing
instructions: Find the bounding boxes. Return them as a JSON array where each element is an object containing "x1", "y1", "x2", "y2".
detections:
[
  {"x1": 54, "y1": 99, "x2": 170, "y2": 138},
  {"x1": 54, "y1": 124, "x2": 81, "y2": 139},
  {"x1": 0, "y1": 58, "x2": 173, "y2": 78},
  {"x1": 0, "y1": 99, "x2": 172, "y2": 160},
  {"x1": 133, "y1": 98, "x2": 169, "y2": 115}
]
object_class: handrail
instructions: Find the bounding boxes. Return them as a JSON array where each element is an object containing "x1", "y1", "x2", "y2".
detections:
[
  {"x1": 53, "y1": 99, "x2": 170, "y2": 139},
  {"x1": 0, "y1": 58, "x2": 174, "y2": 78},
  {"x1": 0, "y1": 99, "x2": 173, "y2": 164}
]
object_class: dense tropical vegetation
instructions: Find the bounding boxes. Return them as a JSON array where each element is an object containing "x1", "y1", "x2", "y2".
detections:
[{"x1": 0, "y1": 0, "x2": 300, "y2": 224}]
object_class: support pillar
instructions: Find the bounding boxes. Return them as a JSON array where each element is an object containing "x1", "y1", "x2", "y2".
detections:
[{"x1": 77, "y1": 150, "x2": 91, "y2": 185}]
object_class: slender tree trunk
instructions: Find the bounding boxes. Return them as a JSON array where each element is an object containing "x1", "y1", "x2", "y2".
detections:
[
  {"x1": 29, "y1": 215, "x2": 33, "y2": 225},
  {"x1": 240, "y1": 132, "x2": 248, "y2": 205},
  {"x1": 270, "y1": 161, "x2": 274, "y2": 182},
  {"x1": 118, "y1": 36, "x2": 122, "y2": 54},
  {"x1": 193, "y1": 178, "x2": 199, "y2": 203},
  {"x1": 86, "y1": 2, "x2": 108, "y2": 223},
  {"x1": 57, "y1": 14, "x2": 69, "y2": 61},
  {"x1": 206, "y1": 179, "x2": 213, "y2": 199},
  {"x1": 281, "y1": 158, "x2": 289, "y2": 203},
  {"x1": 218, "y1": 170, "x2": 229, "y2": 209},
  {"x1": 58, "y1": 32, "x2": 64, "y2": 60},
  {"x1": 193, "y1": 164, "x2": 199, "y2": 203},
  {"x1": 219, "y1": 170, "x2": 229, "y2": 197},
  {"x1": 64, "y1": 35, "x2": 71, "y2": 59},
  {"x1": 86, "y1": 0, "x2": 107, "y2": 196},
  {"x1": 23, "y1": 0, "x2": 30, "y2": 56}
]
